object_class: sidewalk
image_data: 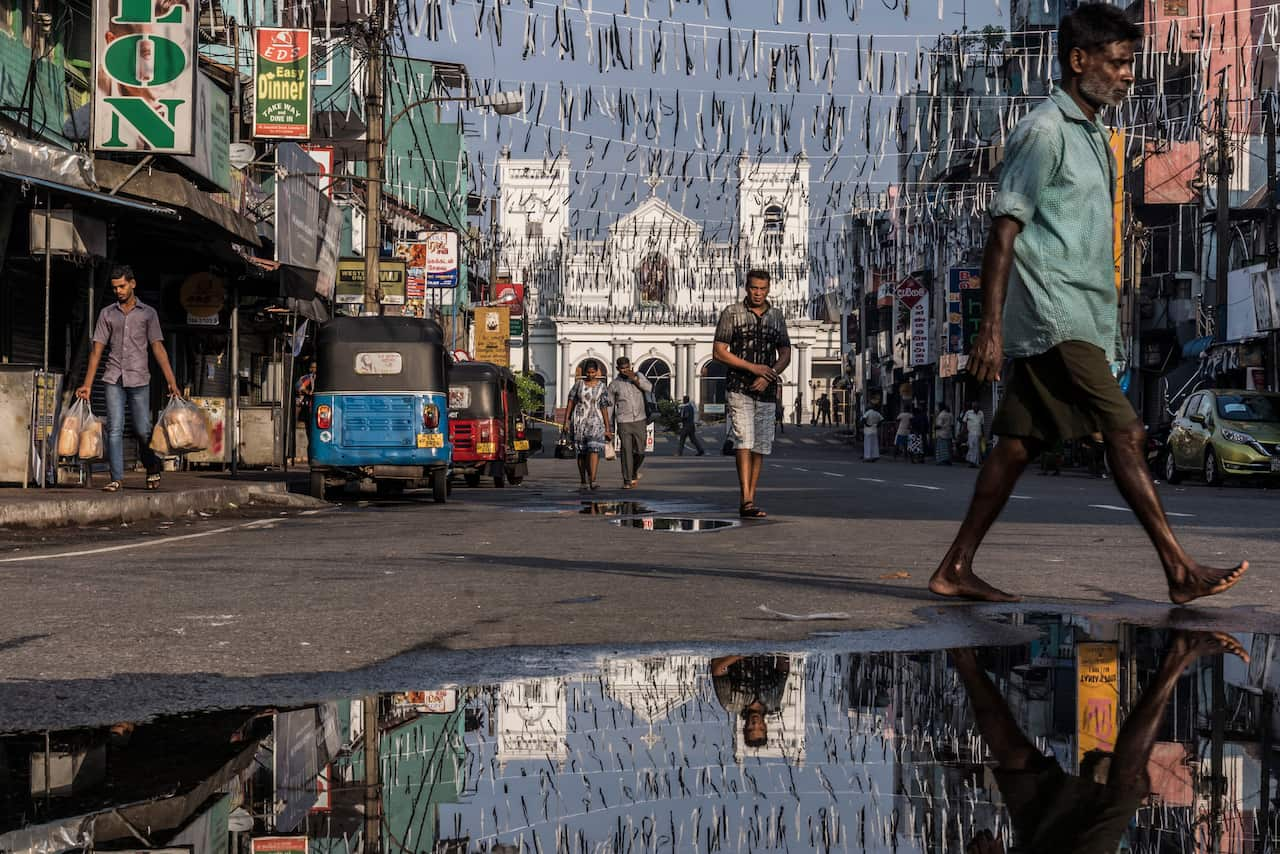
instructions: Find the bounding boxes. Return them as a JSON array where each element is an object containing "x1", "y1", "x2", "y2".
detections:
[{"x1": 0, "y1": 469, "x2": 313, "y2": 530}]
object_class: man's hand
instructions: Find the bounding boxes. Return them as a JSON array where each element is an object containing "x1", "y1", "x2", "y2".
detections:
[
  {"x1": 167, "y1": 380, "x2": 181, "y2": 397},
  {"x1": 748, "y1": 363, "x2": 778, "y2": 381},
  {"x1": 966, "y1": 324, "x2": 1004, "y2": 384},
  {"x1": 75, "y1": 384, "x2": 91, "y2": 401},
  {"x1": 965, "y1": 830, "x2": 1005, "y2": 854},
  {"x1": 749, "y1": 377, "x2": 770, "y2": 394}
]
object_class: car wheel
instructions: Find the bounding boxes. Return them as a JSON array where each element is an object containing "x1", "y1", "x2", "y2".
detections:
[
  {"x1": 310, "y1": 470, "x2": 328, "y2": 500},
  {"x1": 1204, "y1": 449, "x2": 1222, "y2": 486},
  {"x1": 1163, "y1": 449, "x2": 1182, "y2": 484}
]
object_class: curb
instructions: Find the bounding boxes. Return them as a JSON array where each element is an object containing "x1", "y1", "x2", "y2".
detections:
[{"x1": 0, "y1": 482, "x2": 291, "y2": 530}]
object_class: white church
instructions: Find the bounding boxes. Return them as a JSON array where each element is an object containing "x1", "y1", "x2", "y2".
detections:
[{"x1": 496, "y1": 151, "x2": 843, "y2": 413}]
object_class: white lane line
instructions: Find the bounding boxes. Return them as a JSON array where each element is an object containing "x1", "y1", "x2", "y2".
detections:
[
  {"x1": 904, "y1": 483, "x2": 943, "y2": 491},
  {"x1": 1009, "y1": 495, "x2": 1033, "y2": 500},
  {"x1": 1166, "y1": 511, "x2": 1196, "y2": 518},
  {"x1": 858, "y1": 477, "x2": 886, "y2": 483},
  {"x1": 801, "y1": 438, "x2": 819, "y2": 445},
  {"x1": 822, "y1": 472, "x2": 845, "y2": 478},
  {"x1": 0, "y1": 523, "x2": 244, "y2": 563},
  {"x1": 1089, "y1": 504, "x2": 1130, "y2": 512},
  {"x1": 793, "y1": 467, "x2": 811, "y2": 472}
]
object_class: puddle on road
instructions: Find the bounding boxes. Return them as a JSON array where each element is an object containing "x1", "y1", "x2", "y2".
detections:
[
  {"x1": 614, "y1": 515, "x2": 739, "y2": 532},
  {"x1": 580, "y1": 500, "x2": 652, "y2": 515},
  {"x1": 1, "y1": 616, "x2": 1275, "y2": 854}
]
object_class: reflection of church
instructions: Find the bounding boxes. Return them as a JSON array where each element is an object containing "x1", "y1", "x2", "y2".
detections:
[{"x1": 497, "y1": 153, "x2": 842, "y2": 411}]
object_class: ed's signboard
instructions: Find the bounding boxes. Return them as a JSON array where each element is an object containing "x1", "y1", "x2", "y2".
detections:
[
  {"x1": 253, "y1": 28, "x2": 311, "y2": 139},
  {"x1": 93, "y1": 0, "x2": 198, "y2": 153},
  {"x1": 1076, "y1": 642, "x2": 1119, "y2": 765}
]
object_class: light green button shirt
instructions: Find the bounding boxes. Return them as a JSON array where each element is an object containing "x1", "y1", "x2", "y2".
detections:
[{"x1": 990, "y1": 86, "x2": 1120, "y2": 361}]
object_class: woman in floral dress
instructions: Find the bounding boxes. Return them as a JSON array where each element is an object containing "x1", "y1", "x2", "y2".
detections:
[{"x1": 563, "y1": 358, "x2": 614, "y2": 490}]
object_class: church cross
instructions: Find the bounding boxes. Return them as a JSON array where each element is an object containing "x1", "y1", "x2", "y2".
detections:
[{"x1": 644, "y1": 172, "x2": 662, "y2": 197}]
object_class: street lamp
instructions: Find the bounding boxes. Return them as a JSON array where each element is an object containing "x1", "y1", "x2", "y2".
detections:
[{"x1": 363, "y1": 88, "x2": 524, "y2": 315}]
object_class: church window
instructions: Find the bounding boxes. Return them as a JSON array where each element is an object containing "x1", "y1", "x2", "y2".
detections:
[
  {"x1": 638, "y1": 358, "x2": 672, "y2": 401},
  {"x1": 762, "y1": 205, "x2": 785, "y2": 254},
  {"x1": 525, "y1": 217, "x2": 543, "y2": 240},
  {"x1": 636, "y1": 252, "x2": 670, "y2": 305}
]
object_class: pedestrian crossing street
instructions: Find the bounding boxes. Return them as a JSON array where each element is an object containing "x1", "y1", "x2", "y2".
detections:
[{"x1": 650, "y1": 427, "x2": 850, "y2": 448}]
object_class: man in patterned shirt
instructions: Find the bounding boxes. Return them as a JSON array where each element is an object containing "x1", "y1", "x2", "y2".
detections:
[
  {"x1": 927, "y1": 3, "x2": 1246, "y2": 604},
  {"x1": 713, "y1": 270, "x2": 791, "y2": 518}
]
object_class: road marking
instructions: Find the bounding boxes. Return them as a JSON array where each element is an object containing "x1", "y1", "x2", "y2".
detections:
[
  {"x1": 0, "y1": 523, "x2": 244, "y2": 563},
  {"x1": 858, "y1": 477, "x2": 886, "y2": 483},
  {"x1": 822, "y1": 472, "x2": 845, "y2": 478},
  {"x1": 904, "y1": 483, "x2": 942, "y2": 491},
  {"x1": 1166, "y1": 511, "x2": 1196, "y2": 518},
  {"x1": 1009, "y1": 495, "x2": 1033, "y2": 500},
  {"x1": 1089, "y1": 504, "x2": 1130, "y2": 512},
  {"x1": 793, "y1": 467, "x2": 811, "y2": 472},
  {"x1": 801, "y1": 438, "x2": 819, "y2": 445}
]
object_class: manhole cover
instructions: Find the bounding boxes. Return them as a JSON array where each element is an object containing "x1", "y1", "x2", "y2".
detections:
[{"x1": 612, "y1": 516, "x2": 739, "y2": 532}]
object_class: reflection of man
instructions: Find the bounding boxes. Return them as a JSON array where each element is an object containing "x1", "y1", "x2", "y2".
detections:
[
  {"x1": 710, "y1": 655, "x2": 790, "y2": 748},
  {"x1": 953, "y1": 630, "x2": 1247, "y2": 854}
]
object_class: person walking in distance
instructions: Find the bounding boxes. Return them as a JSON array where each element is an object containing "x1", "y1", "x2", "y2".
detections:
[
  {"x1": 893, "y1": 406, "x2": 913, "y2": 460},
  {"x1": 961, "y1": 400, "x2": 986, "y2": 468},
  {"x1": 934, "y1": 404, "x2": 955, "y2": 465},
  {"x1": 818, "y1": 393, "x2": 832, "y2": 426},
  {"x1": 713, "y1": 269, "x2": 791, "y2": 518},
  {"x1": 676, "y1": 395, "x2": 705, "y2": 456},
  {"x1": 76, "y1": 265, "x2": 180, "y2": 492},
  {"x1": 606, "y1": 356, "x2": 652, "y2": 489},
  {"x1": 563, "y1": 358, "x2": 613, "y2": 490},
  {"x1": 861, "y1": 403, "x2": 883, "y2": 461},
  {"x1": 793, "y1": 394, "x2": 803, "y2": 427},
  {"x1": 774, "y1": 396, "x2": 785, "y2": 433},
  {"x1": 927, "y1": 3, "x2": 1247, "y2": 604}
]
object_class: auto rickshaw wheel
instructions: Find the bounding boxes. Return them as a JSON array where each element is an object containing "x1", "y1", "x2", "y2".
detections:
[
  {"x1": 493, "y1": 472, "x2": 506, "y2": 488},
  {"x1": 464, "y1": 472, "x2": 481, "y2": 488},
  {"x1": 431, "y1": 469, "x2": 448, "y2": 503},
  {"x1": 310, "y1": 471, "x2": 328, "y2": 501}
]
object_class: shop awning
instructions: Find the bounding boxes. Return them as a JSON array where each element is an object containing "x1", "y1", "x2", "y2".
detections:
[
  {"x1": 93, "y1": 158, "x2": 261, "y2": 247},
  {"x1": 0, "y1": 169, "x2": 178, "y2": 216},
  {"x1": 1182, "y1": 335, "x2": 1214, "y2": 358}
]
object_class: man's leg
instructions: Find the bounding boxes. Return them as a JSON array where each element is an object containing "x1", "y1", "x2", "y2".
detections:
[
  {"x1": 928, "y1": 435, "x2": 1038, "y2": 602},
  {"x1": 1104, "y1": 421, "x2": 1248, "y2": 604},
  {"x1": 692, "y1": 430, "x2": 705, "y2": 454},
  {"x1": 677, "y1": 429, "x2": 687, "y2": 455},
  {"x1": 735, "y1": 449, "x2": 754, "y2": 505},
  {"x1": 103, "y1": 381, "x2": 126, "y2": 483},
  {"x1": 128, "y1": 385, "x2": 160, "y2": 475},
  {"x1": 630, "y1": 422, "x2": 646, "y2": 478},
  {"x1": 951, "y1": 647, "x2": 1043, "y2": 771},
  {"x1": 617, "y1": 423, "x2": 635, "y2": 484},
  {"x1": 747, "y1": 452, "x2": 764, "y2": 500}
]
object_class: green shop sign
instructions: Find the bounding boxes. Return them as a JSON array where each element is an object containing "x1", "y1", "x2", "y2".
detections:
[
  {"x1": 253, "y1": 28, "x2": 311, "y2": 139},
  {"x1": 92, "y1": 0, "x2": 197, "y2": 153}
]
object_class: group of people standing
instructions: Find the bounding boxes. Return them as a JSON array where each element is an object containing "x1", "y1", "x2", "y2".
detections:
[{"x1": 857, "y1": 400, "x2": 986, "y2": 467}]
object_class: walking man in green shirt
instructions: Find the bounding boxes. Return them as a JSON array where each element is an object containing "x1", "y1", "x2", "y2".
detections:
[{"x1": 928, "y1": 3, "x2": 1247, "y2": 604}]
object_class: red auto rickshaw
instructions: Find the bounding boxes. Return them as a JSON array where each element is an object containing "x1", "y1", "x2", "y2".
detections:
[{"x1": 448, "y1": 361, "x2": 530, "y2": 487}]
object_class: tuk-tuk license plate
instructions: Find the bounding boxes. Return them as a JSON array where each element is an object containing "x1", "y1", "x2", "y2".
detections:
[
  {"x1": 1271, "y1": 458, "x2": 1280, "y2": 473},
  {"x1": 513, "y1": 440, "x2": 530, "y2": 451},
  {"x1": 417, "y1": 433, "x2": 444, "y2": 449},
  {"x1": 476, "y1": 442, "x2": 496, "y2": 455}
]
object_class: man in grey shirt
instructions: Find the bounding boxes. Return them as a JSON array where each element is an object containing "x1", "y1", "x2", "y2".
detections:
[
  {"x1": 76, "y1": 264, "x2": 180, "y2": 492},
  {"x1": 607, "y1": 356, "x2": 652, "y2": 488}
]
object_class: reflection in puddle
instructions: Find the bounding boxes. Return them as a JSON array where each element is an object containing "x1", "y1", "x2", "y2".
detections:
[
  {"x1": 613, "y1": 516, "x2": 739, "y2": 531},
  {"x1": 579, "y1": 501, "x2": 652, "y2": 516},
  {"x1": 2, "y1": 618, "x2": 1277, "y2": 853}
]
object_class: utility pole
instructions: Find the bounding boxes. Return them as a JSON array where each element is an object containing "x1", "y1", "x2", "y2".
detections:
[
  {"x1": 1213, "y1": 75, "x2": 1231, "y2": 341},
  {"x1": 363, "y1": 24, "x2": 385, "y2": 315},
  {"x1": 488, "y1": 197, "x2": 498, "y2": 306},
  {"x1": 1267, "y1": 91, "x2": 1278, "y2": 268},
  {"x1": 362, "y1": 695, "x2": 381, "y2": 854}
]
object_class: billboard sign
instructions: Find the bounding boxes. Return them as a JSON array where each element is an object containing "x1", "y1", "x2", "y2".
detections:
[
  {"x1": 425, "y1": 231, "x2": 459, "y2": 288},
  {"x1": 395, "y1": 242, "x2": 427, "y2": 300},
  {"x1": 947, "y1": 267, "x2": 980, "y2": 354},
  {"x1": 1076, "y1": 642, "x2": 1119, "y2": 765},
  {"x1": 253, "y1": 28, "x2": 312, "y2": 139},
  {"x1": 92, "y1": 0, "x2": 198, "y2": 153},
  {"x1": 473, "y1": 306, "x2": 510, "y2": 367},
  {"x1": 173, "y1": 73, "x2": 231, "y2": 190}
]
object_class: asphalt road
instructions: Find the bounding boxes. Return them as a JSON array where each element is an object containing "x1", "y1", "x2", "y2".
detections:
[{"x1": 1, "y1": 424, "x2": 1277, "y2": 727}]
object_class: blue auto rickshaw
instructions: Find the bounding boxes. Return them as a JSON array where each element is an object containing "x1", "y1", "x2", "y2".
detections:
[{"x1": 308, "y1": 316, "x2": 451, "y2": 502}]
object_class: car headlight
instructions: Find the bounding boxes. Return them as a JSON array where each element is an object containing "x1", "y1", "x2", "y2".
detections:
[{"x1": 1221, "y1": 428, "x2": 1256, "y2": 445}]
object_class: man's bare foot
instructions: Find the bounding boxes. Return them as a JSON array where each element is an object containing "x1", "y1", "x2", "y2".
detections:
[
  {"x1": 1167, "y1": 629, "x2": 1249, "y2": 664},
  {"x1": 929, "y1": 561, "x2": 1021, "y2": 603},
  {"x1": 1167, "y1": 560, "x2": 1249, "y2": 605}
]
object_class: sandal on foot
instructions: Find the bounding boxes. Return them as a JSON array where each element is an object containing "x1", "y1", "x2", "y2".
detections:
[
  {"x1": 102, "y1": 481, "x2": 122, "y2": 493},
  {"x1": 146, "y1": 474, "x2": 161, "y2": 490},
  {"x1": 739, "y1": 502, "x2": 767, "y2": 519},
  {"x1": 590, "y1": 481, "x2": 600, "y2": 491}
]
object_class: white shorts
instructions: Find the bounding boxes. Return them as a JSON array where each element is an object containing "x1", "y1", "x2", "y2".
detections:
[{"x1": 727, "y1": 391, "x2": 776, "y2": 455}]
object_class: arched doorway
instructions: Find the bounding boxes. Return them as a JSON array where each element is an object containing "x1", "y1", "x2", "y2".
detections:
[
  {"x1": 699, "y1": 360, "x2": 727, "y2": 415},
  {"x1": 637, "y1": 357, "x2": 672, "y2": 401}
]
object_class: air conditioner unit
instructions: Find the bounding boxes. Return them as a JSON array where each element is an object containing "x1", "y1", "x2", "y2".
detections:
[{"x1": 29, "y1": 209, "x2": 106, "y2": 258}]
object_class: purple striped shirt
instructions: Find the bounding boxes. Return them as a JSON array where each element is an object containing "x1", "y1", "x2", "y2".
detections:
[{"x1": 92, "y1": 300, "x2": 163, "y2": 387}]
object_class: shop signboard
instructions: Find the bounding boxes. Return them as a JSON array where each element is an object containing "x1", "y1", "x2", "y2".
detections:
[
  {"x1": 251, "y1": 838, "x2": 307, "y2": 854},
  {"x1": 275, "y1": 143, "x2": 340, "y2": 300},
  {"x1": 947, "y1": 267, "x2": 980, "y2": 354},
  {"x1": 180, "y1": 272, "x2": 226, "y2": 326},
  {"x1": 496, "y1": 281, "x2": 525, "y2": 316},
  {"x1": 253, "y1": 28, "x2": 312, "y2": 139},
  {"x1": 1109, "y1": 130, "x2": 1125, "y2": 292},
  {"x1": 395, "y1": 242, "x2": 427, "y2": 300},
  {"x1": 473, "y1": 306, "x2": 510, "y2": 367},
  {"x1": 909, "y1": 291, "x2": 931, "y2": 367},
  {"x1": 425, "y1": 231, "x2": 459, "y2": 288},
  {"x1": 92, "y1": 0, "x2": 198, "y2": 153},
  {"x1": 335, "y1": 259, "x2": 364, "y2": 305},
  {"x1": 509, "y1": 317, "x2": 524, "y2": 337},
  {"x1": 960, "y1": 287, "x2": 984, "y2": 356},
  {"x1": 301, "y1": 145, "x2": 334, "y2": 196},
  {"x1": 1076, "y1": 642, "x2": 1119, "y2": 765},
  {"x1": 173, "y1": 73, "x2": 231, "y2": 191},
  {"x1": 874, "y1": 270, "x2": 894, "y2": 308}
]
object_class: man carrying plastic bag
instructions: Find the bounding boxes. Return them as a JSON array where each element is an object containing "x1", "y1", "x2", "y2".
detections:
[{"x1": 76, "y1": 264, "x2": 180, "y2": 492}]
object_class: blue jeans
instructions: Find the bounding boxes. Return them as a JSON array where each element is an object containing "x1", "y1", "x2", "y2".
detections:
[{"x1": 104, "y1": 381, "x2": 160, "y2": 482}]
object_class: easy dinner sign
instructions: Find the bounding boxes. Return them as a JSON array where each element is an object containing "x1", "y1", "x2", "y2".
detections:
[{"x1": 92, "y1": 0, "x2": 197, "y2": 153}]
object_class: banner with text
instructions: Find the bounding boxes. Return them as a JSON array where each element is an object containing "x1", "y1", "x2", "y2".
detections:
[
  {"x1": 473, "y1": 306, "x2": 510, "y2": 367},
  {"x1": 93, "y1": 0, "x2": 197, "y2": 153},
  {"x1": 253, "y1": 28, "x2": 311, "y2": 139}
]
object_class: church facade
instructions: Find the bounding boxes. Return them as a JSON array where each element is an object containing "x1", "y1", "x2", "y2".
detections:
[{"x1": 496, "y1": 152, "x2": 842, "y2": 414}]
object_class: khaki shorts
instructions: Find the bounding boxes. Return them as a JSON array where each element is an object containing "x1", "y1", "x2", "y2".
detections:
[
  {"x1": 992, "y1": 341, "x2": 1137, "y2": 444},
  {"x1": 726, "y1": 391, "x2": 776, "y2": 455}
]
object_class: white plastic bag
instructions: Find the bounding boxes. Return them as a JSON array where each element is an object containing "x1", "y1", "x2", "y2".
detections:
[
  {"x1": 57, "y1": 399, "x2": 89, "y2": 457},
  {"x1": 77, "y1": 407, "x2": 104, "y2": 461},
  {"x1": 159, "y1": 397, "x2": 210, "y2": 453}
]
